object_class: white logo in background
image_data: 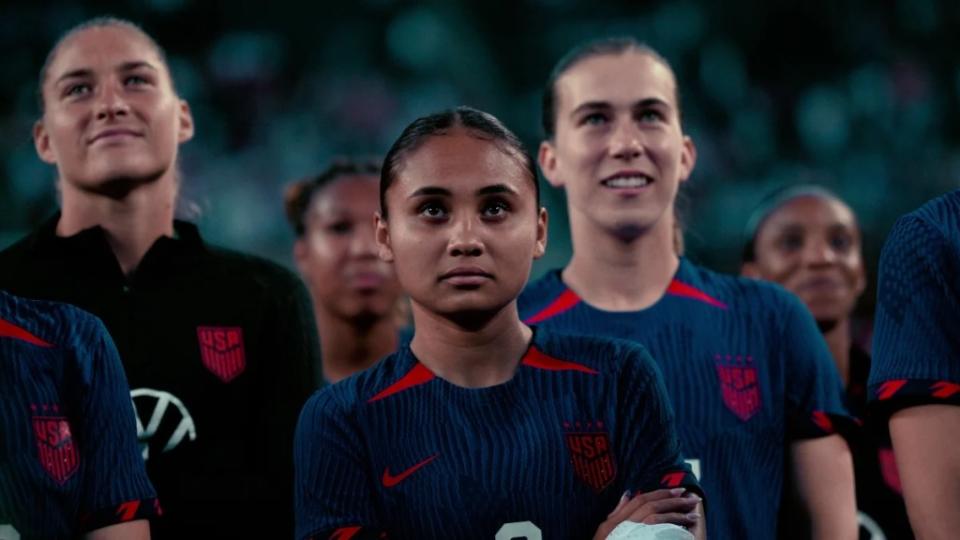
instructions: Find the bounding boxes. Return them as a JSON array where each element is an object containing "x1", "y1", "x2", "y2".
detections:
[
  {"x1": 131, "y1": 388, "x2": 197, "y2": 461},
  {"x1": 0, "y1": 524, "x2": 20, "y2": 540},
  {"x1": 858, "y1": 512, "x2": 886, "y2": 540}
]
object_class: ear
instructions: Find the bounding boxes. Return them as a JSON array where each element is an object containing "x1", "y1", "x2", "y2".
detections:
[
  {"x1": 678, "y1": 135, "x2": 698, "y2": 184},
  {"x1": 177, "y1": 99, "x2": 195, "y2": 143},
  {"x1": 293, "y1": 238, "x2": 309, "y2": 274},
  {"x1": 33, "y1": 120, "x2": 57, "y2": 164},
  {"x1": 740, "y1": 261, "x2": 761, "y2": 279},
  {"x1": 533, "y1": 207, "x2": 548, "y2": 259},
  {"x1": 374, "y1": 212, "x2": 394, "y2": 262},
  {"x1": 538, "y1": 140, "x2": 563, "y2": 188}
]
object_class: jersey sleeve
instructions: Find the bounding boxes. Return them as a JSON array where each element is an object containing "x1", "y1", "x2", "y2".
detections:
[
  {"x1": 294, "y1": 389, "x2": 383, "y2": 540},
  {"x1": 617, "y1": 344, "x2": 702, "y2": 497},
  {"x1": 869, "y1": 214, "x2": 960, "y2": 415},
  {"x1": 72, "y1": 315, "x2": 159, "y2": 533},
  {"x1": 779, "y1": 294, "x2": 852, "y2": 439},
  {"x1": 252, "y1": 272, "x2": 322, "y2": 532}
]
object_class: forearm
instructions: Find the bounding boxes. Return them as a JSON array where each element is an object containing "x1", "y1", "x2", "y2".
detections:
[
  {"x1": 84, "y1": 520, "x2": 150, "y2": 540},
  {"x1": 790, "y1": 435, "x2": 857, "y2": 540},
  {"x1": 890, "y1": 405, "x2": 960, "y2": 540}
]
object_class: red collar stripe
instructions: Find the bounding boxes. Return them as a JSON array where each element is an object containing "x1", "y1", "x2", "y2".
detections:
[
  {"x1": 524, "y1": 289, "x2": 581, "y2": 324},
  {"x1": 521, "y1": 347, "x2": 597, "y2": 374},
  {"x1": 367, "y1": 362, "x2": 435, "y2": 403},
  {"x1": 0, "y1": 318, "x2": 53, "y2": 348},
  {"x1": 666, "y1": 279, "x2": 728, "y2": 309}
]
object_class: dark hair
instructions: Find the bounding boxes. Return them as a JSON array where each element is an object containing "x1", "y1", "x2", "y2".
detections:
[
  {"x1": 741, "y1": 184, "x2": 856, "y2": 263},
  {"x1": 541, "y1": 37, "x2": 680, "y2": 139},
  {"x1": 284, "y1": 158, "x2": 382, "y2": 237},
  {"x1": 379, "y1": 106, "x2": 539, "y2": 218},
  {"x1": 37, "y1": 16, "x2": 174, "y2": 113}
]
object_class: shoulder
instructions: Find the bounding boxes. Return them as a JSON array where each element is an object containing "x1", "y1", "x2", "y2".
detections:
[
  {"x1": 0, "y1": 290, "x2": 104, "y2": 345},
  {"x1": 302, "y1": 351, "x2": 411, "y2": 418},
  {"x1": 518, "y1": 269, "x2": 566, "y2": 311},
  {"x1": 882, "y1": 191, "x2": 960, "y2": 263}
]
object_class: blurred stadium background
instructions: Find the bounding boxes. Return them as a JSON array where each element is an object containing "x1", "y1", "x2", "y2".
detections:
[{"x1": 3, "y1": 0, "x2": 959, "y2": 328}]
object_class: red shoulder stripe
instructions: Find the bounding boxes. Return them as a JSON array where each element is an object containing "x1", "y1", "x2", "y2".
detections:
[
  {"x1": 521, "y1": 347, "x2": 597, "y2": 374},
  {"x1": 0, "y1": 318, "x2": 53, "y2": 348},
  {"x1": 666, "y1": 279, "x2": 728, "y2": 309},
  {"x1": 524, "y1": 289, "x2": 581, "y2": 324},
  {"x1": 367, "y1": 362, "x2": 435, "y2": 403}
]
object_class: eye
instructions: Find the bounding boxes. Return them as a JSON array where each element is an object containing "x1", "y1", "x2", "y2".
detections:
[
  {"x1": 778, "y1": 232, "x2": 804, "y2": 252},
  {"x1": 124, "y1": 74, "x2": 149, "y2": 86},
  {"x1": 638, "y1": 109, "x2": 665, "y2": 123},
  {"x1": 327, "y1": 220, "x2": 352, "y2": 235},
  {"x1": 418, "y1": 201, "x2": 448, "y2": 221},
  {"x1": 481, "y1": 199, "x2": 510, "y2": 220},
  {"x1": 580, "y1": 112, "x2": 609, "y2": 126},
  {"x1": 829, "y1": 233, "x2": 853, "y2": 252},
  {"x1": 64, "y1": 83, "x2": 91, "y2": 97}
]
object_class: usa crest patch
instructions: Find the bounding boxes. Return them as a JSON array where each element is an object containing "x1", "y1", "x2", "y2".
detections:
[
  {"x1": 197, "y1": 326, "x2": 246, "y2": 383},
  {"x1": 564, "y1": 421, "x2": 616, "y2": 493},
  {"x1": 714, "y1": 354, "x2": 761, "y2": 421},
  {"x1": 32, "y1": 407, "x2": 79, "y2": 484}
]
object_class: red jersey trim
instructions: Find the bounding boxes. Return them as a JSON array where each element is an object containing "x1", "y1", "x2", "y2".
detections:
[
  {"x1": 0, "y1": 317, "x2": 53, "y2": 348},
  {"x1": 524, "y1": 289, "x2": 581, "y2": 324},
  {"x1": 666, "y1": 279, "x2": 728, "y2": 309},
  {"x1": 521, "y1": 347, "x2": 598, "y2": 374},
  {"x1": 367, "y1": 363, "x2": 435, "y2": 403}
]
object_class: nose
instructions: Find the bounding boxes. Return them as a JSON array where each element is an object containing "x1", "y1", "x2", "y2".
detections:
[
  {"x1": 447, "y1": 216, "x2": 484, "y2": 258},
  {"x1": 95, "y1": 79, "x2": 130, "y2": 120},
  {"x1": 609, "y1": 119, "x2": 643, "y2": 160},
  {"x1": 803, "y1": 237, "x2": 836, "y2": 266},
  {"x1": 348, "y1": 222, "x2": 379, "y2": 258}
]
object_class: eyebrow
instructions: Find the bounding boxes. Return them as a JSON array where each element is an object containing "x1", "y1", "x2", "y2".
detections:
[
  {"x1": 569, "y1": 97, "x2": 671, "y2": 118},
  {"x1": 54, "y1": 61, "x2": 158, "y2": 85},
  {"x1": 408, "y1": 183, "x2": 518, "y2": 199}
]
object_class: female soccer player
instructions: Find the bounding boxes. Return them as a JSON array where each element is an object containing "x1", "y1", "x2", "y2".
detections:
[
  {"x1": 741, "y1": 185, "x2": 911, "y2": 539},
  {"x1": 285, "y1": 160, "x2": 405, "y2": 384},
  {"x1": 294, "y1": 106, "x2": 703, "y2": 540},
  {"x1": 0, "y1": 291, "x2": 157, "y2": 539},
  {"x1": 869, "y1": 189, "x2": 960, "y2": 540},
  {"x1": 519, "y1": 38, "x2": 856, "y2": 539},
  {"x1": 0, "y1": 17, "x2": 319, "y2": 538}
]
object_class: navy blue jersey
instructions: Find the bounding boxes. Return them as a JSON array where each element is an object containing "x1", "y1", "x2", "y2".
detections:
[
  {"x1": 0, "y1": 291, "x2": 157, "y2": 539},
  {"x1": 294, "y1": 328, "x2": 700, "y2": 540},
  {"x1": 869, "y1": 190, "x2": 960, "y2": 413},
  {"x1": 519, "y1": 259, "x2": 849, "y2": 540}
]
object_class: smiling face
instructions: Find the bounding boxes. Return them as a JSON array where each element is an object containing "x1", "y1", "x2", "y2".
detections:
[
  {"x1": 33, "y1": 24, "x2": 193, "y2": 195},
  {"x1": 295, "y1": 175, "x2": 402, "y2": 324},
  {"x1": 743, "y1": 195, "x2": 866, "y2": 324},
  {"x1": 376, "y1": 128, "x2": 547, "y2": 320},
  {"x1": 539, "y1": 50, "x2": 696, "y2": 241}
]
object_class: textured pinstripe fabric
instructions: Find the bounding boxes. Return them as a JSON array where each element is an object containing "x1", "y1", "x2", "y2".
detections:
[
  {"x1": 0, "y1": 291, "x2": 157, "y2": 539},
  {"x1": 294, "y1": 328, "x2": 699, "y2": 539},
  {"x1": 518, "y1": 258, "x2": 849, "y2": 540},
  {"x1": 869, "y1": 189, "x2": 960, "y2": 413}
]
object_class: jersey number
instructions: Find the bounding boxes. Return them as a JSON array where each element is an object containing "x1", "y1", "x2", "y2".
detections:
[{"x1": 495, "y1": 521, "x2": 542, "y2": 539}]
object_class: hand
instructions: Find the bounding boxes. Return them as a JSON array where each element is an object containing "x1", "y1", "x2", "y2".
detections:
[{"x1": 592, "y1": 488, "x2": 702, "y2": 540}]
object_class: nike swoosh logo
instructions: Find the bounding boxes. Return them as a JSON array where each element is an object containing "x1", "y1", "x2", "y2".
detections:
[{"x1": 382, "y1": 454, "x2": 438, "y2": 488}]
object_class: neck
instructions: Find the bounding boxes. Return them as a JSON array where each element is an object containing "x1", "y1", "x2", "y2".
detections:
[
  {"x1": 409, "y1": 301, "x2": 531, "y2": 389},
  {"x1": 57, "y1": 177, "x2": 177, "y2": 275},
  {"x1": 820, "y1": 317, "x2": 851, "y2": 387},
  {"x1": 317, "y1": 309, "x2": 399, "y2": 384},
  {"x1": 564, "y1": 208, "x2": 679, "y2": 311}
]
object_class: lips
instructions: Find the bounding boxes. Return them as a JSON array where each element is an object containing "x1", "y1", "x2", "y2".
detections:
[
  {"x1": 88, "y1": 128, "x2": 143, "y2": 145},
  {"x1": 600, "y1": 170, "x2": 654, "y2": 189},
  {"x1": 439, "y1": 267, "x2": 493, "y2": 286}
]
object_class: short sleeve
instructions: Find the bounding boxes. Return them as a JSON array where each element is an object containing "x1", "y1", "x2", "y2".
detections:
[
  {"x1": 73, "y1": 315, "x2": 159, "y2": 532},
  {"x1": 780, "y1": 295, "x2": 853, "y2": 439},
  {"x1": 869, "y1": 214, "x2": 960, "y2": 415},
  {"x1": 617, "y1": 344, "x2": 702, "y2": 497},
  {"x1": 294, "y1": 389, "x2": 383, "y2": 540}
]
